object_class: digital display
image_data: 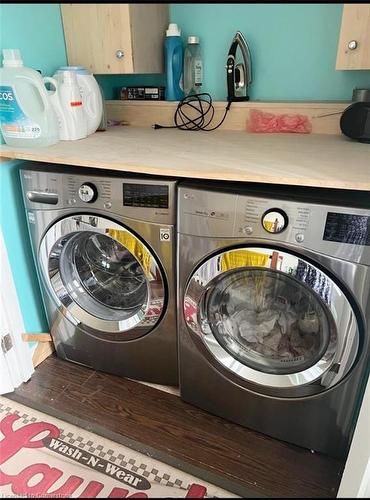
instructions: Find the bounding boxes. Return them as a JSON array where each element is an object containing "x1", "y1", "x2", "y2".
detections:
[
  {"x1": 123, "y1": 184, "x2": 169, "y2": 209},
  {"x1": 323, "y1": 212, "x2": 370, "y2": 246}
]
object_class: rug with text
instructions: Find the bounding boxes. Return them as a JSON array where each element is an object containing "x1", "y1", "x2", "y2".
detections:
[{"x1": 0, "y1": 396, "x2": 238, "y2": 498}]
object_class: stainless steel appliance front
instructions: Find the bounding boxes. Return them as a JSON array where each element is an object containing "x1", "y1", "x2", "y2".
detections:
[
  {"x1": 20, "y1": 164, "x2": 178, "y2": 384},
  {"x1": 178, "y1": 182, "x2": 370, "y2": 457}
]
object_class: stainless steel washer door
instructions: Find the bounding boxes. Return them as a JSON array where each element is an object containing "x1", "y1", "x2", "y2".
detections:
[
  {"x1": 39, "y1": 215, "x2": 166, "y2": 340},
  {"x1": 184, "y1": 247, "x2": 360, "y2": 395}
]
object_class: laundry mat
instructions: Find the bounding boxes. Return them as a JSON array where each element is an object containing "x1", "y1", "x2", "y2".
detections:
[{"x1": 0, "y1": 397, "x2": 238, "y2": 498}]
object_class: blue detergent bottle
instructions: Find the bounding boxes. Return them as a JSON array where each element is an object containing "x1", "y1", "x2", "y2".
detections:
[{"x1": 164, "y1": 23, "x2": 184, "y2": 101}]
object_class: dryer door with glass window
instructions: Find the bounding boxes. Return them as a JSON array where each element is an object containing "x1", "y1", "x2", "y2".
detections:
[
  {"x1": 39, "y1": 214, "x2": 166, "y2": 340},
  {"x1": 184, "y1": 246, "x2": 360, "y2": 396}
]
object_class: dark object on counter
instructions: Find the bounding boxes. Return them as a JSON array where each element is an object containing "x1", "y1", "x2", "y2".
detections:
[
  {"x1": 352, "y1": 88, "x2": 370, "y2": 102},
  {"x1": 226, "y1": 31, "x2": 252, "y2": 102},
  {"x1": 120, "y1": 86, "x2": 165, "y2": 100},
  {"x1": 97, "y1": 84, "x2": 107, "y2": 131},
  {"x1": 340, "y1": 101, "x2": 370, "y2": 143}
]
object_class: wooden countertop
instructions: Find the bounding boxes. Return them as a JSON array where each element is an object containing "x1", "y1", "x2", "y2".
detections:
[{"x1": 1, "y1": 126, "x2": 369, "y2": 190}]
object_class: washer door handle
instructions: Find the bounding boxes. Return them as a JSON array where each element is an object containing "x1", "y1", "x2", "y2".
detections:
[{"x1": 199, "y1": 286, "x2": 213, "y2": 335}]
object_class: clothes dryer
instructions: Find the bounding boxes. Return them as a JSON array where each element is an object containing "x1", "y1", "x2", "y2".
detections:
[
  {"x1": 177, "y1": 181, "x2": 370, "y2": 457},
  {"x1": 20, "y1": 164, "x2": 177, "y2": 384}
]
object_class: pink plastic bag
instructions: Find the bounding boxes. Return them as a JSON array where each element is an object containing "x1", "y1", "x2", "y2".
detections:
[{"x1": 247, "y1": 109, "x2": 312, "y2": 134}]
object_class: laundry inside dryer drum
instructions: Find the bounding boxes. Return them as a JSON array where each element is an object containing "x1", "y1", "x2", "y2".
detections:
[
  {"x1": 206, "y1": 268, "x2": 334, "y2": 375},
  {"x1": 58, "y1": 232, "x2": 148, "y2": 321}
]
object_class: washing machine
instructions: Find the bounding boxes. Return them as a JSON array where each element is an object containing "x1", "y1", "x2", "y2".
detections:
[
  {"x1": 20, "y1": 163, "x2": 178, "y2": 385},
  {"x1": 177, "y1": 180, "x2": 370, "y2": 457}
]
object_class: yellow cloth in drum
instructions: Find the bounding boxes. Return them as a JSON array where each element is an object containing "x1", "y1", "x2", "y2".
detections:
[
  {"x1": 263, "y1": 220, "x2": 274, "y2": 232},
  {"x1": 220, "y1": 250, "x2": 269, "y2": 271},
  {"x1": 107, "y1": 229, "x2": 152, "y2": 276}
]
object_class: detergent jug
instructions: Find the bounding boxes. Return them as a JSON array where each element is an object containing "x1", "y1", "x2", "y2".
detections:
[
  {"x1": 45, "y1": 71, "x2": 88, "y2": 141},
  {"x1": 164, "y1": 24, "x2": 184, "y2": 101},
  {"x1": 0, "y1": 49, "x2": 59, "y2": 147},
  {"x1": 54, "y1": 66, "x2": 103, "y2": 135}
]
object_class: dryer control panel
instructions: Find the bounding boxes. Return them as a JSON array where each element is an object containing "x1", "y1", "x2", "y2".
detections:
[
  {"x1": 178, "y1": 185, "x2": 370, "y2": 265},
  {"x1": 235, "y1": 195, "x2": 312, "y2": 243}
]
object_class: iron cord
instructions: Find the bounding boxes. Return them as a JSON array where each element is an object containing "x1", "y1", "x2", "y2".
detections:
[{"x1": 152, "y1": 93, "x2": 232, "y2": 132}]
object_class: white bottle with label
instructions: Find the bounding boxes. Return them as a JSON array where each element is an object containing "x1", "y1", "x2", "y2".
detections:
[
  {"x1": 183, "y1": 36, "x2": 203, "y2": 97},
  {"x1": 53, "y1": 66, "x2": 103, "y2": 135},
  {"x1": 46, "y1": 70, "x2": 88, "y2": 141},
  {"x1": 0, "y1": 49, "x2": 59, "y2": 147}
]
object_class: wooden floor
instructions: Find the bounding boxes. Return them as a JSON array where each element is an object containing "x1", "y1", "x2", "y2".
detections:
[{"x1": 8, "y1": 355, "x2": 345, "y2": 498}]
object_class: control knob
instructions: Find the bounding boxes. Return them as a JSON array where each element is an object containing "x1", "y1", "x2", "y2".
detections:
[
  {"x1": 262, "y1": 208, "x2": 288, "y2": 234},
  {"x1": 78, "y1": 183, "x2": 98, "y2": 203}
]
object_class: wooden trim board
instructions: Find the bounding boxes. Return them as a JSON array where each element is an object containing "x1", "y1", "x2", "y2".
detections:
[
  {"x1": 22, "y1": 333, "x2": 52, "y2": 343},
  {"x1": 22, "y1": 332, "x2": 55, "y2": 368},
  {"x1": 31, "y1": 341, "x2": 55, "y2": 368},
  {"x1": 106, "y1": 100, "x2": 349, "y2": 134}
]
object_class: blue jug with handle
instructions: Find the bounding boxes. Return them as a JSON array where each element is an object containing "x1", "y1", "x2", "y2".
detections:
[{"x1": 164, "y1": 23, "x2": 184, "y2": 101}]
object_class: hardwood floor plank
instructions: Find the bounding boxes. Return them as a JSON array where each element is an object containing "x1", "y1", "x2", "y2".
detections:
[{"x1": 8, "y1": 356, "x2": 344, "y2": 498}]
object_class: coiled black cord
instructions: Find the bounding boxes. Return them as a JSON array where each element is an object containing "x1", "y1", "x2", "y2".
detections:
[{"x1": 152, "y1": 93, "x2": 232, "y2": 131}]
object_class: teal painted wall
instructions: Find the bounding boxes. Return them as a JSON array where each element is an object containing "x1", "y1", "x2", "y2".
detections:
[
  {"x1": 0, "y1": 161, "x2": 48, "y2": 333},
  {"x1": 0, "y1": 4, "x2": 67, "y2": 77},
  {"x1": 170, "y1": 3, "x2": 370, "y2": 101},
  {"x1": 98, "y1": 3, "x2": 370, "y2": 101},
  {"x1": 0, "y1": 3, "x2": 67, "y2": 332}
]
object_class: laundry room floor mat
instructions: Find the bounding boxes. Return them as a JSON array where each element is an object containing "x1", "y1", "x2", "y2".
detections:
[{"x1": 0, "y1": 396, "x2": 237, "y2": 498}]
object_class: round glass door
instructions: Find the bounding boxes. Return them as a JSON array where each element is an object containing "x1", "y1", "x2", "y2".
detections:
[
  {"x1": 60, "y1": 231, "x2": 148, "y2": 321},
  {"x1": 206, "y1": 268, "x2": 331, "y2": 375},
  {"x1": 184, "y1": 247, "x2": 359, "y2": 391},
  {"x1": 40, "y1": 215, "x2": 166, "y2": 339}
]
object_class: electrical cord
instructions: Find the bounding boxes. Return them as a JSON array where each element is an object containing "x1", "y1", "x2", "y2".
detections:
[{"x1": 152, "y1": 93, "x2": 232, "y2": 131}]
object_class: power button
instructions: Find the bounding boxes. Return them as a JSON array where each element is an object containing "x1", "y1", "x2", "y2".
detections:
[
  {"x1": 295, "y1": 233, "x2": 305, "y2": 243},
  {"x1": 242, "y1": 226, "x2": 253, "y2": 235}
]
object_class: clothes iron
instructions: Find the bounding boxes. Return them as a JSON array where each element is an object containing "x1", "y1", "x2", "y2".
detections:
[{"x1": 226, "y1": 31, "x2": 252, "y2": 102}]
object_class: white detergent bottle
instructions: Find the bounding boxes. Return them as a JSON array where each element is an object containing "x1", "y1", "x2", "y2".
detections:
[
  {"x1": 0, "y1": 49, "x2": 59, "y2": 147},
  {"x1": 54, "y1": 66, "x2": 103, "y2": 135},
  {"x1": 56, "y1": 70, "x2": 88, "y2": 141},
  {"x1": 43, "y1": 76, "x2": 69, "y2": 141}
]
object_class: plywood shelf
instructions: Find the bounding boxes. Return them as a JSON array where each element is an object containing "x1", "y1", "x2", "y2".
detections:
[{"x1": 1, "y1": 126, "x2": 369, "y2": 191}]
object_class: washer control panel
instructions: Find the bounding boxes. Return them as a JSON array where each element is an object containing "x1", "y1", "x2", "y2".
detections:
[
  {"x1": 21, "y1": 169, "x2": 177, "y2": 226},
  {"x1": 78, "y1": 183, "x2": 98, "y2": 203}
]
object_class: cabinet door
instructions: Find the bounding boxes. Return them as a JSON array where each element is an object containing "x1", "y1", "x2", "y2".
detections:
[
  {"x1": 336, "y1": 4, "x2": 370, "y2": 70},
  {"x1": 129, "y1": 4, "x2": 168, "y2": 73},
  {"x1": 61, "y1": 4, "x2": 134, "y2": 74}
]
